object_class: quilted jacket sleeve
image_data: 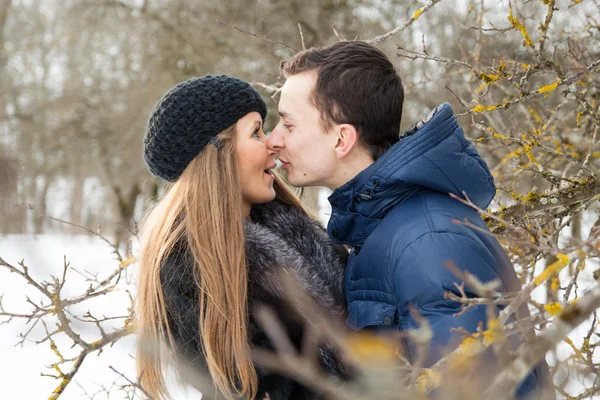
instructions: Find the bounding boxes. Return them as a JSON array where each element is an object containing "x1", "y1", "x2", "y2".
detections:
[{"x1": 393, "y1": 231, "x2": 537, "y2": 398}]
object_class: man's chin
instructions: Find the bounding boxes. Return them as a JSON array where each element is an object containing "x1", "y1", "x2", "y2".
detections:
[
  {"x1": 289, "y1": 178, "x2": 317, "y2": 188},
  {"x1": 288, "y1": 171, "x2": 321, "y2": 188},
  {"x1": 287, "y1": 174, "x2": 306, "y2": 188}
]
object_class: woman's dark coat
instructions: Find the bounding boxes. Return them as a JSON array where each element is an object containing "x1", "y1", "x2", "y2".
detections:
[{"x1": 160, "y1": 200, "x2": 349, "y2": 399}]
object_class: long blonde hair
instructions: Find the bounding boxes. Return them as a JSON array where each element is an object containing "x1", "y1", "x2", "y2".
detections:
[{"x1": 136, "y1": 125, "x2": 306, "y2": 399}]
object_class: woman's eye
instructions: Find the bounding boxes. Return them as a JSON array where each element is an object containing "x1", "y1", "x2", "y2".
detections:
[{"x1": 252, "y1": 128, "x2": 261, "y2": 137}]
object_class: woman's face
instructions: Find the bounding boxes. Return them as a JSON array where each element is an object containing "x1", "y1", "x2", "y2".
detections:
[{"x1": 234, "y1": 112, "x2": 277, "y2": 214}]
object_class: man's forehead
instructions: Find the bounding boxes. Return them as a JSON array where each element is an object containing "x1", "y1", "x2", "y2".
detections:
[
  {"x1": 278, "y1": 93, "x2": 301, "y2": 120},
  {"x1": 279, "y1": 72, "x2": 317, "y2": 116},
  {"x1": 282, "y1": 72, "x2": 315, "y2": 97}
]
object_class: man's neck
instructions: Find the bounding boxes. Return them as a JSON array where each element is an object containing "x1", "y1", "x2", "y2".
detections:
[{"x1": 328, "y1": 153, "x2": 374, "y2": 190}]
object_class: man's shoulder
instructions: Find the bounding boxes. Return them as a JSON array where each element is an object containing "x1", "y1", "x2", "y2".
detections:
[{"x1": 370, "y1": 189, "x2": 487, "y2": 255}]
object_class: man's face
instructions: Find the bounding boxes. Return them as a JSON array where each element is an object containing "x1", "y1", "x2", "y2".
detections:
[{"x1": 268, "y1": 71, "x2": 338, "y2": 188}]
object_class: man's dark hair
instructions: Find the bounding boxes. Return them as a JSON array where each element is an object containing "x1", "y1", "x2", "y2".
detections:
[{"x1": 281, "y1": 40, "x2": 404, "y2": 160}]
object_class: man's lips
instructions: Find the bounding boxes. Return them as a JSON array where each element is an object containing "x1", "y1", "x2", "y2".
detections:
[{"x1": 279, "y1": 159, "x2": 290, "y2": 169}]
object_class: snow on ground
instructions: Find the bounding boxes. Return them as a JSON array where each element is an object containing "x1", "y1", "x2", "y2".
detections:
[{"x1": 0, "y1": 234, "x2": 201, "y2": 399}]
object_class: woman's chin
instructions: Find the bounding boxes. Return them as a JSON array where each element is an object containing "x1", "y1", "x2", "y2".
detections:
[{"x1": 254, "y1": 189, "x2": 277, "y2": 205}]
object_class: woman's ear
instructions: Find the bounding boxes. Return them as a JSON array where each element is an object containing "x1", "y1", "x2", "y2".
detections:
[{"x1": 333, "y1": 124, "x2": 359, "y2": 160}]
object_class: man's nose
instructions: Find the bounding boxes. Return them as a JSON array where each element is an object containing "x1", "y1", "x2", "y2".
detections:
[{"x1": 267, "y1": 127, "x2": 284, "y2": 153}]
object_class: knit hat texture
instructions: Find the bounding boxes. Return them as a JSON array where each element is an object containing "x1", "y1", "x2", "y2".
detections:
[{"x1": 143, "y1": 75, "x2": 267, "y2": 181}]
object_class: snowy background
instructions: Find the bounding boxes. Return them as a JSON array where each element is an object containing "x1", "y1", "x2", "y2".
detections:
[{"x1": 0, "y1": 234, "x2": 202, "y2": 399}]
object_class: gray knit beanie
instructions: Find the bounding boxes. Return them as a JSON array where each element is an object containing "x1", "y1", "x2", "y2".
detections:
[{"x1": 143, "y1": 75, "x2": 267, "y2": 181}]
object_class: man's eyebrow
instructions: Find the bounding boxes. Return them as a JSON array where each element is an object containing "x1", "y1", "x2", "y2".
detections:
[{"x1": 278, "y1": 111, "x2": 293, "y2": 121}]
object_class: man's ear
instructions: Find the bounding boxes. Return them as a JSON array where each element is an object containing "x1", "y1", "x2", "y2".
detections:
[{"x1": 333, "y1": 124, "x2": 359, "y2": 159}]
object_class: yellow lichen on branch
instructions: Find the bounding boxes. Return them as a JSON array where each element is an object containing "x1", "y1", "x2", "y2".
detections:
[
  {"x1": 533, "y1": 253, "x2": 570, "y2": 286},
  {"x1": 449, "y1": 337, "x2": 480, "y2": 372},
  {"x1": 89, "y1": 340, "x2": 102, "y2": 350},
  {"x1": 471, "y1": 100, "x2": 513, "y2": 113},
  {"x1": 523, "y1": 143, "x2": 540, "y2": 166},
  {"x1": 498, "y1": 60, "x2": 507, "y2": 75},
  {"x1": 502, "y1": 147, "x2": 525, "y2": 164},
  {"x1": 500, "y1": 137, "x2": 541, "y2": 166},
  {"x1": 472, "y1": 104, "x2": 499, "y2": 113},
  {"x1": 536, "y1": 80, "x2": 561, "y2": 97},
  {"x1": 529, "y1": 108, "x2": 542, "y2": 124},
  {"x1": 416, "y1": 369, "x2": 442, "y2": 394},
  {"x1": 563, "y1": 337, "x2": 586, "y2": 360},
  {"x1": 480, "y1": 73, "x2": 501, "y2": 85},
  {"x1": 475, "y1": 82, "x2": 487, "y2": 93},
  {"x1": 119, "y1": 256, "x2": 135, "y2": 269},
  {"x1": 413, "y1": 8, "x2": 424, "y2": 20},
  {"x1": 508, "y1": 6, "x2": 534, "y2": 48},
  {"x1": 49, "y1": 339, "x2": 64, "y2": 361},
  {"x1": 483, "y1": 317, "x2": 506, "y2": 345},
  {"x1": 48, "y1": 376, "x2": 71, "y2": 400},
  {"x1": 487, "y1": 126, "x2": 507, "y2": 141},
  {"x1": 544, "y1": 302, "x2": 563, "y2": 316},
  {"x1": 345, "y1": 331, "x2": 399, "y2": 364}
]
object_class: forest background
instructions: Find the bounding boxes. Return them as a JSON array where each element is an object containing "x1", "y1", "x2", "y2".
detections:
[{"x1": 1, "y1": 0, "x2": 599, "y2": 398}]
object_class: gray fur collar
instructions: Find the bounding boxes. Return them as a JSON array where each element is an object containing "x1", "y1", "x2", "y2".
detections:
[{"x1": 246, "y1": 201, "x2": 348, "y2": 318}]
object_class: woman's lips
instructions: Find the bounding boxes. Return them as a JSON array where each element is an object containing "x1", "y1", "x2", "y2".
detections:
[{"x1": 264, "y1": 164, "x2": 276, "y2": 176}]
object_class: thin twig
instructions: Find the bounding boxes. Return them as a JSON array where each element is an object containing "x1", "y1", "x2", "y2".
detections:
[
  {"x1": 366, "y1": 0, "x2": 444, "y2": 44},
  {"x1": 216, "y1": 20, "x2": 298, "y2": 52}
]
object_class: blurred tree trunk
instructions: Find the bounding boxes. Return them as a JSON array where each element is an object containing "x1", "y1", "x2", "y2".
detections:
[
  {"x1": 69, "y1": 148, "x2": 86, "y2": 232},
  {"x1": 33, "y1": 174, "x2": 50, "y2": 234},
  {"x1": 0, "y1": 1, "x2": 11, "y2": 92},
  {"x1": 0, "y1": 0, "x2": 19, "y2": 233},
  {"x1": 113, "y1": 183, "x2": 140, "y2": 255},
  {"x1": 0, "y1": 147, "x2": 19, "y2": 233},
  {"x1": 570, "y1": 213, "x2": 582, "y2": 242}
]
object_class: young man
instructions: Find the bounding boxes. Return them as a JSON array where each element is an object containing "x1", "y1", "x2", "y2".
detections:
[{"x1": 268, "y1": 41, "x2": 550, "y2": 398}]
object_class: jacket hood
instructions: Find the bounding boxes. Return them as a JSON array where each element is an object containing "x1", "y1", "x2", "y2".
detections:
[{"x1": 327, "y1": 103, "x2": 496, "y2": 246}]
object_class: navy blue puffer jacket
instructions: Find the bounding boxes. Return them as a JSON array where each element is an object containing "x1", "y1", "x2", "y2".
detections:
[{"x1": 327, "y1": 103, "x2": 548, "y2": 398}]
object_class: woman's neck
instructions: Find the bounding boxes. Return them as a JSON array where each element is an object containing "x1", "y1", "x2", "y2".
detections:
[{"x1": 241, "y1": 201, "x2": 251, "y2": 219}]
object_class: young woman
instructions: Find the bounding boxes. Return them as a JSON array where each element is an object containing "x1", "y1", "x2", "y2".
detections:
[{"x1": 136, "y1": 75, "x2": 348, "y2": 400}]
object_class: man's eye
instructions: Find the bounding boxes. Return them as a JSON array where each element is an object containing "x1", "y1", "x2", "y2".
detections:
[{"x1": 283, "y1": 124, "x2": 292, "y2": 130}]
